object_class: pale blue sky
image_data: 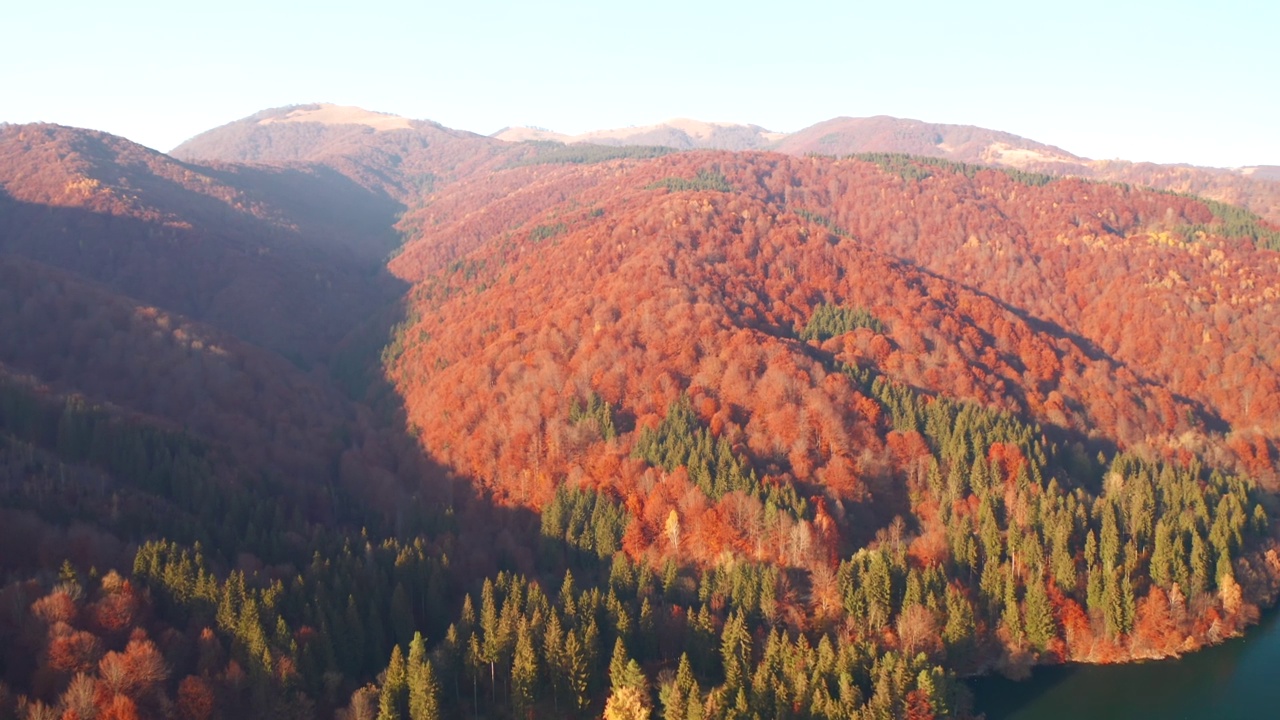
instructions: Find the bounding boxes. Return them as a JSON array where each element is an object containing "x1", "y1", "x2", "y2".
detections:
[{"x1": 3, "y1": 0, "x2": 1275, "y2": 167}]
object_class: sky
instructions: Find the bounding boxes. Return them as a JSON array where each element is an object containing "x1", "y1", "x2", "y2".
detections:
[{"x1": 3, "y1": 0, "x2": 1276, "y2": 167}]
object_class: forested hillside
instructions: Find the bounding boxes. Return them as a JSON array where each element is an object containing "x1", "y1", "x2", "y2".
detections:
[
  {"x1": 1, "y1": 113, "x2": 1279, "y2": 720},
  {"x1": 488, "y1": 113, "x2": 1280, "y2": 227}
]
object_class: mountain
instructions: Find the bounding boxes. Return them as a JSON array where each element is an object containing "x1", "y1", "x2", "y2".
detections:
[
  {"x1": 1245, "y1": 165, "x2": 1280, "y2": 181},
  {"x1": 171, "y1": 103, "x2": 509, "y2": 200},
  {"x1": 769, "y1": 115, "x2": 1083, "y2": 168},
  {"x1": 170, "y1": 103, "x2": 473, "y2": 166},
  {"x1": 495, "y1": 118, "x2": 786, "y2": 151},
  {"x1": 0, "y1": 122, "x2": 405, "y2": 362},
  {"x1": 176, "y1": 105, "x2": 1280, "y2": 225},
  {"x1": 500, "y1": 114, "x2": 1280, "y2": 225},
  {"x1": 2, "y1": 107, "x2": 1280, "y2": 720},
  {"x1": 1082, "y1": 159, "x2": 1280, "y2": 226}
]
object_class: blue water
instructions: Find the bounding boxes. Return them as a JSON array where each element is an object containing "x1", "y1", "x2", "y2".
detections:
[{"x1": 970, "y1": 610, "x2": 1280, "y2": 720}]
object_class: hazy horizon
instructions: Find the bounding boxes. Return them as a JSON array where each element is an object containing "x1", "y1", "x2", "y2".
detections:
[{"x1": 4, "y1": 0, "x2": 1276, "y2": 168}]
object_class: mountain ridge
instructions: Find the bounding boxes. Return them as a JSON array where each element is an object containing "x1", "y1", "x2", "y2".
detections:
[{"x1": 173, "y1": 104, "x2": 1280, "y2": 224}]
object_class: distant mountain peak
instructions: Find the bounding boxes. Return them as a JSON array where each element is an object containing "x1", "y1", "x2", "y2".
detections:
[
  {"x1": 494, "y1": 118, "x2": 786, "y2": 151},
  {"x1": 254, "y1": 103, "x2": 413, "y2": 132}
]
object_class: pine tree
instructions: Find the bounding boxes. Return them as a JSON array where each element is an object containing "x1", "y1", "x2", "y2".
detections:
[
  {"x1": 409, "y1": 660, "x2": 441, "y2": 720},
  {"x1": 560, "y1": 571, "x2": 578, "y2": 618},
  {"x1": 407, "y1": 633, "x2": 440, "y2": 720},
  {"x1": 408, "y1": 631, "x2": 426, "y2": 668},
  {"x1": 1001, "y1": 569, "x2": 1023, "y2": 646},
  {"x1": 1051, "y1": 515, "x2": 1077, "y2": 591},
  {"x1": 942, "y1": 585, "x2": 976, "y2": 665},
  {"x1": 459, "y1": 594, "x2": 476, "y2": 635},
  {"x1": 690, "y1": 605, "x2": 716, "y2": 673},
  {"x1": 610, "y1": 637, "x2": 630, "y2": 692},
  {"x1": 1151, "y1": 520, "x2": 1174, "y2": 589},
  {"x1": 377, "y1": 645, "x2": 408, "y2": 720},
  {"x1": 675, "y1": 653, "x2": 696, "y2": 698},
  {"x1": 1086, "y1": 563, "x2": 1105, "y2": 619},
  {"x1": 866, "y1": 551, "x2": 893, "y2": 629},
  {"x1": 564, "y1": 630, "x2": 590, "y2": 712},
  {"x1": 1024, "y1": 575, "x2": 1055, "y2": 652},
  {"x1": 1104, "y1": 570, "x2": 1133, "y2": 638},
  {"x1": 1190, "y1": 533, "x2": 1210, "y2": 594},
  {"x1": 720, "y1": 612, "x2": 751, "y2": 692},
  {"x1": 1101, "y1": 502, "x2": 1120, "y2": 570},
  {"x1": 512, "y1": 623, "x2": 538, "y2": 718},
  {"x1": 662, "y1": 684, "x2": 686, "y2": 720},
  {"x1": 436, "y1": 624, "x2": 462, "y2": 706},
  {"x1": 543, "y1": 613, "x2": 565, "y2": 710},
  {"x1": 465, "y1": 633, "x2": 483, "y2": 717},
  {"x1": 480, "y1": 579, "x2": 499, "y2": 699}
]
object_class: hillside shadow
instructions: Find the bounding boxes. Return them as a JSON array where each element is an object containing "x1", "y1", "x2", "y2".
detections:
[
  {"x1": 0, "y1": 191, "x2": 618, "y2": 680},
  {"x1": 331, "y1": 302, "x2": 562, "y2": 552},
  {"x1": 0, "y1": 194, "x2": 408, "y2": 366}
]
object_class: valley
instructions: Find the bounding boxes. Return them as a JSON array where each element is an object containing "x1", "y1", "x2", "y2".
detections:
[{"x1": 0, "y1": 104, "x2": 1278, "y2": 719}]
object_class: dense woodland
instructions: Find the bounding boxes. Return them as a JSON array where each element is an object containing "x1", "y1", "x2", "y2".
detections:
[{"x1": 0, "y1": 112, "x2": 1279, "y2": 719}]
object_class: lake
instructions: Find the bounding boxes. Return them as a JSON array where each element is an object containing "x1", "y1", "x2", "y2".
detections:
[{"x1": 970, "y1": 609, "x2": 1280, "y2": 719}]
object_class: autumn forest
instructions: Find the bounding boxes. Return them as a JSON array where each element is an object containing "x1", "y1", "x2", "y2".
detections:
[{"x1": 1, "y1": 105, "x2": 1279, "y2": 720}]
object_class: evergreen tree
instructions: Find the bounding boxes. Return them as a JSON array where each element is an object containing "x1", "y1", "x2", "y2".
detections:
[
  {"x1": 1151, "y1": 520, "x2": 1174, "y2": 589},
  {"x1": 406, "y1": 632, "x2": 440, "y2": 720},
  {"x1": 480, "y1": 579, "x2": 500, "y2": 697},
  {"x1": 1190, "y1": 533, "x2": 1211, "y2": 594},
  {"x1": 720, "y1": 612, "x2": 751, "y2": 692},
  {"x1": 1051, "y1": 516, "x2": 1077, "y2": 591},
  {"x1": 512, "y1": 623, "x2": 538, "y2": 718},
  {"x1": 465, "y1": 633, "x2": 483, "y2": 717},
  {"x1": 1086, "y1": 563, "x2": 1105, "y2": 618},
  {"x1": 1001, "y1": 569, "x2": 1023, "y2": 646},
  {"x1": 543, "y1": 612, "x2": 565, "y2": 710},
  {"x1": 866, "y1": 551, "x2": 893, "y2": 629},
  {"x1": 377, "y1": 645, "x2": 408, "y2": 720},
  {"x1": 1024, "y1": 575, "x2": 1055, "y2": 652},
  {"x1": 942, "y1": 585, "x2": 976, "y2": 665},
  {"x1": 1104, "y1": 570, "x2": 1134, "y2": 638},
  {"x1": 563, "y1": 630, "x2": 590, "y2": 712}
]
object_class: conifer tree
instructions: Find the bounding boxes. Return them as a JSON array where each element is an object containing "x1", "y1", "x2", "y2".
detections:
[
  {"x1": 407, "y1": 633, "x2": 440, "y2": 720},
  {"x1": 563, "y1": 630, "x2": 590, "y2": 712},
  {"x1": 1024, "y1": 575, "x2": 1055, "y2": 652},
  {"x1": 942, "y1": 585, "x2": 975, "y2": 665},
  {"x1": 512, "y1": 623, "x2": 538, "y2": 718},
  {"x1": 1086, "y1": 563, "x2": 1105, "y2": 619},
  {"x1": 1190, "y1": 533, "x2": 1210, "y2": 594},
  {"x1": 610, "y1": 637, "x2": 630, "y2": 691},
  {"x1": 561, "y1": 571, "x2": 578, "y2": 618},
  {"x1": 543, "y1": 613, "x2": 565, "y2": 709},
  {"x1": 1001, "y1": 569, "x2": 1023, "y2": 646},
  {"x1": 720, "y1": 612, "x2": 751, "y2": 692},
  {"x1": 866, "y1": 552, "x2": 893, "y2": 629},
  {"x1": 1104, "y1": 570, "x2": 1133, "y2": 638},
  {"x1": 377, "y1": 645, "x2": 407, "y2": 720},
  {"x1": 465, "y1": 633, "x2": 482, "y2": 717},
  {"x1": 480, "y1": 579, "x2": 499, "y2": 697},
  {"x1": 459, "y1": 594, "x2": 476, "y2": 635}
]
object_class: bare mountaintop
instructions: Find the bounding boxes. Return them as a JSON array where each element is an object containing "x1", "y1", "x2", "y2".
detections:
[
  {"x1": 255, "y1": 103, "x2": 415, "y2": 131},
  {"x1": 494, "y1": 118, "x2": 786, "y2": 151},
  {"x1": 173, "y1": 104, "x2": 1280, "y2": 223}
]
